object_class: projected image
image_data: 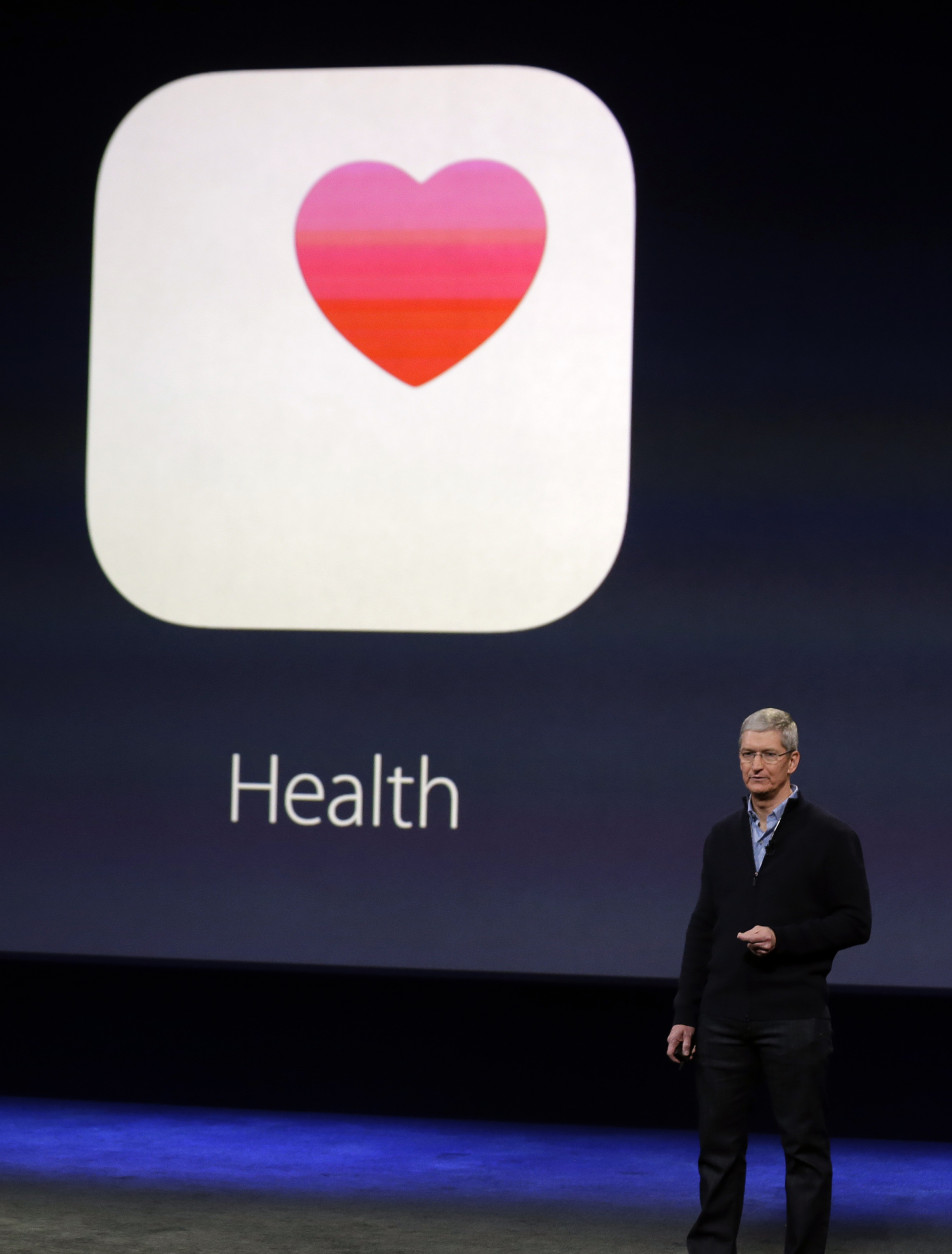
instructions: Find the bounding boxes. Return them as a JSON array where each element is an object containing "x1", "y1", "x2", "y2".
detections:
[{"x1": 5, "y1": 30, "x2": 950, "y2": 994}]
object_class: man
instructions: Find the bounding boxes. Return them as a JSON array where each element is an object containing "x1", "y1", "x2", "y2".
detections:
[{"x1": 667, "y1": 708, "x2": 871, "y2": 1254}]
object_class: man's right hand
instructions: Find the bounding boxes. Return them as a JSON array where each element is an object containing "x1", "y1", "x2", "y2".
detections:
[{"x1": 666, "y1": 1024, "x2": 696, "y2": 1064}]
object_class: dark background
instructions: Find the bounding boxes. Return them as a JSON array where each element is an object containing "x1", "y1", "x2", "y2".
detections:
[{"x1": 2, "y1": 4, "x2": 950, "y2": 1135}]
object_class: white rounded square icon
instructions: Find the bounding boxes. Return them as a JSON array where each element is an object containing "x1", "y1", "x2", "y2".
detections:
[{"x1": 87, "y1": 66, "x2": 635, "y2": 632}]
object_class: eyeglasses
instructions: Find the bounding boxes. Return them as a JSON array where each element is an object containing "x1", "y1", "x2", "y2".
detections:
[{"x1": 739, "y1": 750, "x2": 791, "y2": 764}]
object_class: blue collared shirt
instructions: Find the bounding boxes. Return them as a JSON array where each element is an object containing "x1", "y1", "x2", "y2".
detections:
[{"x1": 748, "y1": 784, "x2": 798, "y2": 872}]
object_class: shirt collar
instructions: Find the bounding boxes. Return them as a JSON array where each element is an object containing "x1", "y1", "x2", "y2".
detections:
[{"x1": 747, "y1": 783, "x2": 799, "y2": 826}]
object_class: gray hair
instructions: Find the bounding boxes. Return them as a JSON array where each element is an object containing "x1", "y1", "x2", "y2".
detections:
[{"x1": 739, "y1": 708, "x2": 798, "y2": 752}]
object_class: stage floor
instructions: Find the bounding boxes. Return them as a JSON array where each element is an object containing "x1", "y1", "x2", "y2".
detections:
[{"x1": 0, "y1": 1098, "x2": 948, "y2": 1252}]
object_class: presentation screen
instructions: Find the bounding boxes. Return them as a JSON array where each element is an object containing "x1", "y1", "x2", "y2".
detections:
[{"x1": 3, "y1": 11, "x2": 947, "y2": 990}]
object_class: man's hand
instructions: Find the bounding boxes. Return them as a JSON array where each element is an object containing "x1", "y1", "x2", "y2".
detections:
[
  {"x1": 667, "y1": 1024, "x2": 696, "y2": 1064},
  {"x1": 737, "y1": 925, "x2": 776, "y2": 956}
]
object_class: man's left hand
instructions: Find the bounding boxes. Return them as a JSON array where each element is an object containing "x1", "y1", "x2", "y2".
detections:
[{"x1": 737, "y1": 925, "x2": 776, "y2": 956}]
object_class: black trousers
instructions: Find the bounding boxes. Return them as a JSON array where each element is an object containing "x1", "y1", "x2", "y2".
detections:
[{"x1": 687, "y1": 1015, "x2": 833, "y2": 1254}]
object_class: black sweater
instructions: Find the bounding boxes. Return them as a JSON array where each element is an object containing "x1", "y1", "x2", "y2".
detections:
[{"x1": 673, "y1": 794, "x2": 871, "y2": 1025}]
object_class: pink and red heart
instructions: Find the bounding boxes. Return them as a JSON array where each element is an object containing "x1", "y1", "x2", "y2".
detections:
[{"x1": 295, "y1": 160, "x2": 546, "y2": 386}]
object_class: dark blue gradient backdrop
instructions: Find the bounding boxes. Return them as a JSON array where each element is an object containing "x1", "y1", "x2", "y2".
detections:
[{"x1": 3, "y1": 8, "x2": 949, "y2": 986}]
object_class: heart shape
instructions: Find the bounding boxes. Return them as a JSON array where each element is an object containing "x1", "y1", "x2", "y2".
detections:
[{"x1": 295, "y1": 160, "x2": 546, "y2": 386}]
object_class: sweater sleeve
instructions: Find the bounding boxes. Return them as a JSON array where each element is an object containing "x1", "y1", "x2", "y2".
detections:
[
  {"x1": 771, "y1": 826, "x2": 871, "y2": 956},
  {"x1": 672, "y1": 845, "x2": 716, "y2": 1026}
]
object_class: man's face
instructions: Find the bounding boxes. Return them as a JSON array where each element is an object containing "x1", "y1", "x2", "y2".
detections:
[{"x1": 739, "y1": 729, "x2": 800, "y2": 801}]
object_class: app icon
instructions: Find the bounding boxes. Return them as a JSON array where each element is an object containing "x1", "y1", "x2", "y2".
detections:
[{"x1": 87, "y1": 66, "x2": 635, "y2": 632}]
